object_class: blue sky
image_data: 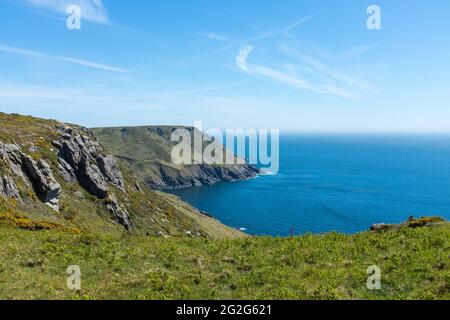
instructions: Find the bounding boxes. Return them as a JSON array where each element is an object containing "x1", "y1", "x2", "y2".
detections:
[{"x1": 0, "y1": 0, "x2": 449, "y2": 132}]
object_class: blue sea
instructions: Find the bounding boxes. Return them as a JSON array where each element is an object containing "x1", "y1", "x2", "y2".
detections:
[{"x1": 170, "y1": 135, "x2": 450, "y2": 236}]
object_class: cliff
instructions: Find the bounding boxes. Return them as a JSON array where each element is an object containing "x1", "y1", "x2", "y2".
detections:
[
  {"x1": 0, "y1": 113, "x2": 244, "y2": 239},
  {"x1": 92, "y1": 126, "x2": 259, "y2": 189}
]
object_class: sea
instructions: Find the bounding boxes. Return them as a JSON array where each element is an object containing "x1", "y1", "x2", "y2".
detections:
[{"x1": 169, "y1": 134, "x2": 450, "y2": 236}]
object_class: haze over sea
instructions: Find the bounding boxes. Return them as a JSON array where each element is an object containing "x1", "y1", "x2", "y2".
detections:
[{"x1": 171, "y1": 134, "x2": 450, "y2": 236}]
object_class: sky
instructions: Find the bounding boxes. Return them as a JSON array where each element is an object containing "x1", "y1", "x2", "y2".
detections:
[{"x1": 0, "y1": 0, "x2": 449, "y2": 132}]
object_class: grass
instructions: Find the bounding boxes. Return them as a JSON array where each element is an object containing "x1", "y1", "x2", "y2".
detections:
[
  {"x1": 1, "y1": 113, "x2": 449, "y2": 300},
  {"x1": 91, "y1": 126, "x2": 256, "y2": 189},
  {"x1": 0, "y1": 210, "x2": 81, "y2": 234},
  {"x1": 0, "y1": 112, "x2": 244, "y2": 239},
  {"x1": 0, "y1": 221, "x2": 448, "y2": 300}
]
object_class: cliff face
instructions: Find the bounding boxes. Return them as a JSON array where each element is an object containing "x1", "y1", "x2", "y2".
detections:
[
  {"x1": 92, "y1": 126, "x2": 259, "y2": 189},
  {"x1": 0, "y1": 113, "x2": 244, "y2": 239}
]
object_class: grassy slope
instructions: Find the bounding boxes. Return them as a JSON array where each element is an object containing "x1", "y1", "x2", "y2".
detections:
[
  {"x1": 0, "y1": 222, "x2": 448, "y2": 300},
  {"x1": 0, "y1": 113, "x2": 243, "y2": 239},
  {"x1": 91, "y1": 126, "x2": 255, "y2": 188}
]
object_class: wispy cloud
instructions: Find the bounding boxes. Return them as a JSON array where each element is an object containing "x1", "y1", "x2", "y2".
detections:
[
  {"x1": 210, "y1": 14, "x2": 315, "y2": 44},
  {"x1": 236, "y1": 46, "x2": 310, "y2": 90},
  {"x1": 236, "y1": 46, "x2": 356, "y2": 98},
  {"x1": 0, "y1": 44, "x2": 44, "y2": 57},
  {"x1": 0, "y1": 43, "x2": 130, "y2": 73},
  {"x1": 20, "y1": 0, "x2": 109, "y2": 25},
  {"x1": 247, "y1": 14, "x2": 316, "y2": 42},
  {"x1": 204, "y1": 13, "x2": 372, "y2": 99},
  {"x1": 201, "y1": 32, "x2": 233, "y2": 43},
  {"x1": 279, "y1": 45, "x2": 376, "y2": 94},
  {"x1": 202, "y1": 14, "x2": 315, "y2": 54},
  {"x1": 57, "y1": 56, "x2": 130, "y2": 73}
]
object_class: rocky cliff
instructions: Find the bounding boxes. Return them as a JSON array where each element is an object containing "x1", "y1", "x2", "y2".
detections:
[
  {"x1": 92, "y1": 126, "x2": 259, "y2": 189},
  {"x1": 0, "y1": 113, "x2": 244, "y2": 239}
]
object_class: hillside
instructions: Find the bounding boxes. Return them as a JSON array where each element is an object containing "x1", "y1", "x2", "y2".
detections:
[
  {"x1": 92, "y1": 126, "x2": 259, "y2": 189},
  {"x1": 0, "y1": 218, "x2": 448, "y2": 299},
  {"x1": 0, "y1": 113, "x2": 243, "y2": 239},
  {"x1": 1, "y1": 113, "x2": 448, "y2": 301}
]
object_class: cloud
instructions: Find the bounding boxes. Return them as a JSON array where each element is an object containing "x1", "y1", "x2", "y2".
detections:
[
  {"x1": 236, "y1": 46, "x2": 355, "y2": 98},
  {"x1": 204, "y1": 14, "x2": 315, "y2": 44},
  {"x1": 0, "y1": 44, "x2": 44, "y2": 57},
  {"x1": 279, "y1": 45, "x2": 376, "y2": 94},
  {"x1": 22, "y1": 0, "x2": 109, "y2": 25},
  {"x1": 57, "y1": 56, "x2": 130, "y2": 73},
  {"x1": 235, "y1": 46, "x2": 253, "y2": 72},
  {"x1": 203, "y1": 14, "x2": 315, "y2": 55},
  {"x1": 236, "y1": 46, "x2": 310, "y2": 90},
  {"x1": 201, "y1": 33, "x2": 233, "y2": 42},
  {"x1": 247, "y1": 14, "x2": 316, "y2": 42},
  {"x1": 0, "y1": 43, "x2": 130, "y2": 73}
]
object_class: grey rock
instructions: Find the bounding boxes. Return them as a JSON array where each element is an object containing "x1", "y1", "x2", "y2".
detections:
[
  {"x1": 105, "y1": 193, "x2": 132, "y2": 230},
  {"x1": 51, "y1": 140, "x2": 62, "y2": 149},
  {"x1": 55, "y1": 130, "x2": 125, "y2": 198},
  {"x1": 97, "y1": 155, "x2": 125, "y2": 190},
  {"x1": 58, "y1": 158, "x2": 76, "y2": 183},
  {"x1": 4, "y1": 144, "x2": 20, "y2": 153},
  {"x1": 0, "y1": 175, "x2": 20, "y2": 199},
  {"x1": 62, "y1": 133, "x2": 72, "y2": 140},
  {"x1": 148, "y1": 163, "x2": 259, "y2": 189},
  {"x1": 59, "y1": 139, "x2": 83, "y2": 170},
  {"x1": 370, "y1": 223, "x2": 393, "y2": 232},
  {"x1": 74, "y1": 190, "x2": 85, "y2": 200},
  {"x1": 0, "y1": 142, "x2": 24, "y2": 178},
  {"x1": 1, "y1": 125, "x2": 134, "y2": 230},
  {"x1": 157, "y1": 231, "x2": 169, "y2": 238},
  {"x1": 78, "y1": 157, "x2": 108, "y2": 199},
  {"x1": 21, "y1": 155, "x2": 61, "y2": 211}
]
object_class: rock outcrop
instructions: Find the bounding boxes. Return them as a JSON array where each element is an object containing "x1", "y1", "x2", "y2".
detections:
[
  {"x1": 0, "y1": 142, "x2": 24, "y2": 178},
  {"x1": 21, "y1": 155, "x2": 61, "y2": 211},
  {"x1": 370, "y1": 216, "x2": 446, "y2": 232},
  {"x1": 50, "y1": 125, "x2": 132, "y2": 229},
  {"x1": 0, "y1": 112, "x2": 250, "y2": 239},
  {"x1": 97, "y1": 155, "x2": 125, "y2": 190},
  {"x1": 92, "y1": 126, "x2": 260, "y2": 190},
  {"x1": 151, "y1": 163, "x2": 260, "y2": 189},
  {"x1": 0, "y1": 141, "x2": 61, "y2": 210},
  {"x1": 105, "y1": 193, "x2": 132, "y2": 230},
  {"x1": 54, "y1": 126, "x2": 125, "y2": 199},
  {"x1": 0, "y1": 125, "x2": 130, "y2": 227},
  {"x1": 0, "y1": 175, "x2": 20, "y2": 199}
]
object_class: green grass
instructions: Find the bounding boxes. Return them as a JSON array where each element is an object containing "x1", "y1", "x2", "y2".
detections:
[
  {"x1": 0, "y1": 222, "x2": 448, "y2": 300},
  {"x1": 0, "y1": 112, "x2": 244, "y2": 239},
  {"x1": 91, "y1": 126, "x2": 256, "y2": 189}
]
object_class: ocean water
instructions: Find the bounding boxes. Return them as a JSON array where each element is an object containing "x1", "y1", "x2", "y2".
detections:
[{"x1": 169, "y1": 135, "x2": 450, "y2": 236}]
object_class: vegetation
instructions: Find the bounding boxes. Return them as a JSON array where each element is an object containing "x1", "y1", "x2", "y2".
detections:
[
  {"x1": 0, "y1": 210, "x2": 80, "y2": 234},
  {"x1": 92, "y1": 126, "x2": 258, "y2": 189},
  {"x1": 0, "y1": 112, "x2": 244, "y2": 239},
  {"x1": 1, "y1": 113, "x2": 449, "y2": 300},
  {"x1": 0, "y1": 219, "x2": 448, "y2": 300}
]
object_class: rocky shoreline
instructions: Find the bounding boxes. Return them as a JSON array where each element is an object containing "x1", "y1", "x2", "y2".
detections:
[
  {"x1": 92, "y1": 126, "x2": 260, "y2": 191},
  {"x1": 146, "y1": 163, "x2": 260, "y2": 190}
]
